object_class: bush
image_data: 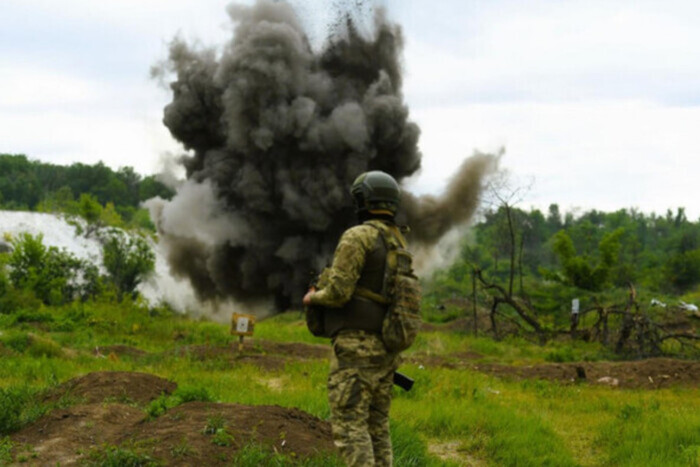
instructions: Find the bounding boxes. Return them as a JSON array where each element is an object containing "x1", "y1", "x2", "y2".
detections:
[
  {"x1": 0, "y1": 331, "x2": 63, "y2": 358},
  {"x1": 0, "y1": 437, "x2": 13, "y2": 464},
  {"x1": 7, "y1": 233, "x2": 99, "y2": 305},
  {"x1": 101, "y1": 231, "x2": 155, "y2": 301},
  {"x1": 0, "y1": 288, "x2": 42, "y2": 315},
  {"x1": 0, "y1": 386, "x2": 53, "y2": 436},
  {"x1": 1, "y1": 331, "x2": 31, "y2": 353},
  {"x1": 0, "y1": 388, "x2": 23, "y2": 435}
]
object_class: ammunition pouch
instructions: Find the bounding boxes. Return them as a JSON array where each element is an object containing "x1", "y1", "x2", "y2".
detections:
[
  {"x1": 305, "y1": 305, "x2": 329, "y2": 337},
  {"x1": 324, "y1": 295, "x2": 386, "y2": 337}
]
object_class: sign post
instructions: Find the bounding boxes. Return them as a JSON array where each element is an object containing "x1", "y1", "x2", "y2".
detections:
[
  {"x1": 571, "y1": 298, "x2": 580, "y2": 337},
  {"x1": 231, "y1": 312, "x2": 256, "y2": 351}
]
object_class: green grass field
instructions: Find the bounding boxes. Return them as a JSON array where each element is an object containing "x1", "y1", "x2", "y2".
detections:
[{"x1": 1, "y1": 300, "x2": 699, "y2": 466}]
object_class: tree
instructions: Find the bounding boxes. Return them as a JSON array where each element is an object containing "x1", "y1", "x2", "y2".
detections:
[
  {"x1": 102, "y1": 231, "x2": 155, "y2": 300},
  {"x1": 550, "y1": 228, "x2": 623, "y2": 291},
  {"x1": 7, "y1": 233, "x2": 97, "y2": 305}
]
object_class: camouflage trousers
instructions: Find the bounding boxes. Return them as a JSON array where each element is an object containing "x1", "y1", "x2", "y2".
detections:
[{"x1": 328, "y1": 330, "x2": 399, "y2": 467}]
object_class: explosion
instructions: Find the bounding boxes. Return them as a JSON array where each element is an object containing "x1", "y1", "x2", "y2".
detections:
[{"x1": 148, "y1": 0, "x2": 497, "y2": 311}]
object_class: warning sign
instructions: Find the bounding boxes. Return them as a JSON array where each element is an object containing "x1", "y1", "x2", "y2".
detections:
[{"x1": 231, "y1": 312, "x2": 255, "y2": 336}]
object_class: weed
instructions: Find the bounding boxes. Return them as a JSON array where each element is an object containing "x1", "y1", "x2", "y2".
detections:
[
  {"x1": 146, "y1": 386, "x2": 212, "y2": 419},
  {"x1": 1, "y1": 331, "x2": 31, "y2": 353},
  {"x1": 12, "y1": 310, "x2": 54, "y2": 324},
  {"x1": 170, "y1": 438, "x2": 195, "y2": 458},
  {"x1": 145, "y1": 395, "x2": 169, "y2": 419},
  {"x1": 174, "y1": 386, "x2": 212, "y2": 403},
  {"x1": 84, "y1": 444, "x2": 159, "y2": 467},
  {"x1": 202, "y1": 414, "x2": 226, "y2": 435},
  {"x1": 0, "y1": 388, "x2": 23, "y2": 434},
  {"x1": 211, "y1": 428, "x2": 235, "y2": 447},
  {"x1": 228, "y1": 443, "x2": 343, "y2": 466},
  {"x1": 0, "y1": 437, "x2": 13, "y2": 464}
]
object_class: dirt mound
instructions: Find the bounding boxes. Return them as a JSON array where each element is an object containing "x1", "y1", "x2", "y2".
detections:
[
  {"x1": 124, "y1": 401, "x2": 333, "y2": 465},
  {"x1": 11, "y1": 403, "x2": 146, "y2": 465},
  {"x1": 46, "y1": 371, "x2": 177, "y2": 405},
  {"x1": 11, "y1": 384, "x2": 334, "y2": 466},
  {"x1": 473, "y1": 358, "x2": 700, "y2": 389}
]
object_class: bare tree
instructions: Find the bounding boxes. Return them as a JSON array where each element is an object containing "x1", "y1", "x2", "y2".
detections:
[{"x1": 476, "y1": 171, "x2": 546, "y2": 341}]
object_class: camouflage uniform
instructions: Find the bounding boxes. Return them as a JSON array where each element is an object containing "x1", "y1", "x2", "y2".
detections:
[{"x1": 310, "y1": 224, "x2": 400, "y2": 467}]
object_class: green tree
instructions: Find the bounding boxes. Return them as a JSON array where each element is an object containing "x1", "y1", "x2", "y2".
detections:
[
  {"x1": 550, "y1": 228, "x2": 623, "y2": 291},
  {"x1": 7, "y1": 233, "x2": 95, "y2": 305},
  {"x1": 102, "y1": 231, "x2": 155, "y2": 300}
]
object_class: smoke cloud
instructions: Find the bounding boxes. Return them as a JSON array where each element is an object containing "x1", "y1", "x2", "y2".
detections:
[{"x1": 150, "y1": 0, "x2": 497, "y2": 311}]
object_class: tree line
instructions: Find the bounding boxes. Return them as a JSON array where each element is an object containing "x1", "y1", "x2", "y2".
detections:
[
  {"x1": 469, "y1": 204, "x2": 700, "y2": 295},
  {"x1": 426, "y1": 202, "x2": 700, "y2": 357},
  {"x1": 0, "y1": 154, "x2": 174, "y2": 227}
]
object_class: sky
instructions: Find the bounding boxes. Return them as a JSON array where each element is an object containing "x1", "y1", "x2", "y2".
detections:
[{"x1": 2, "y1": 0, "x2": 700, "y2": 218}]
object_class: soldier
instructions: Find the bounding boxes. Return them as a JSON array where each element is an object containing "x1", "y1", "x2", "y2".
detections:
[{"x1": 303, "y1": 171, "x2": 408, "y2": 467}]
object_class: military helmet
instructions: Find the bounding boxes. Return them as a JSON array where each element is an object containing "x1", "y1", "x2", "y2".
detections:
[{"x1": 350, "y1": 171, "x2": 400, "y2": 216}]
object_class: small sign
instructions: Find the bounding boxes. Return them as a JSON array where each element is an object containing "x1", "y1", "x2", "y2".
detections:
[
  {"x1": 571, "y1": 298, "x2": 580, "y2": 315},
  {"x1": 231, "y1": 312, "x2": 255, "y2": 336}
]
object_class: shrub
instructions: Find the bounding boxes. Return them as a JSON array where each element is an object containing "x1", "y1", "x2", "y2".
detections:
[
  {"x1": 101, "y1": 231, "x2": 155, "y2": 301},
  {"x1": 0, "y1": 388, "x2": 24, "y2": 435},
  {"x1": 0, "y1": 437, "x2": 13, "y2": 464},
  {"x1": 0, "y1": 385, "x2": 55, "y2": 436},
  {"x1": 0, "y1": 288, "x2": 42, "y2": 315},
  {"x1": 7, "y1": 233, "x2": 99, "y2": 305},
  {"x1": 0, "y1": 331, "x2": 63, "y2": 358}
]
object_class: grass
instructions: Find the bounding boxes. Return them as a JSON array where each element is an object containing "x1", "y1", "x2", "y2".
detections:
[
  {"x1": 84, "y1": 444, "x2": 160, "y2": 467},
  {"x1": 1, "y1": 300, "x2": 699, "y2": 465},
  {"x1": 227, "y1": 442, "x2": 344, "y2": 466}
]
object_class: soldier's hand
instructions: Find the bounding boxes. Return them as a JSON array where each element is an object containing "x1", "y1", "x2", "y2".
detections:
[{"x1": 303, "y1": 287, "x2": 316, "y2": 306}]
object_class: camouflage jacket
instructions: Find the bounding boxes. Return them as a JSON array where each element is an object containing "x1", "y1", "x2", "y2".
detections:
[{"x1": 309, "y1": 223, "x2": 384, "y2": 309}]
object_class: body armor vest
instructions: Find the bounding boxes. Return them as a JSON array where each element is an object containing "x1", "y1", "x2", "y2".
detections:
[{"x1": 323, "y1": 225, "x2": 389, "y2": 337}]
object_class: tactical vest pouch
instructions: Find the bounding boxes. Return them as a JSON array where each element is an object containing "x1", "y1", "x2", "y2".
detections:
[
  {"x1": 364, "y1": 221, "x2": 423, "y2": 353},
  {"x1": 305, "y1": 305, "x2": 329, "y2": 337},
  {"x1": 306, "y1": 268, "x2": 332, "y2": 338}
]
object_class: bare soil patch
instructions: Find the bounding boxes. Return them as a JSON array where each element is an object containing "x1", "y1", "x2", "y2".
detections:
[
  {"x1": 11, "y1": 403, "x2": 146, "y2": 465},
  {"x1": 172, "y1": 339, "x2": 329, "y2": 371},
  {"x1": 420, "y1": 356, "x2": 700, "y2": 389},
  {"x1": 408, "y1": 350, "x2": 484, "y2": 369},
  {"x1": 427, "y1": 440, "x2": 486, "y2": 466},
  {"x1": 44, "y1": 371, "x2": 177, "y2": 405}
]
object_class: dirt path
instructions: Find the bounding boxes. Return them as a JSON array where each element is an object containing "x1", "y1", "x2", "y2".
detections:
[{"x1": 409, "y1": 354, "x2": 700, "y2": 389}]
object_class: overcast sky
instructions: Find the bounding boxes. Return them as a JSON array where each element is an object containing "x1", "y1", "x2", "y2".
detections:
[{"x1": 2, "y1": 0, "x2": 700, "y2": 218}]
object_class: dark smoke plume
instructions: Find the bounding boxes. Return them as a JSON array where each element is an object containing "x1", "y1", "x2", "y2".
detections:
[{"x1": 149, "y1": 0, "x2": 497, "y2": 311}]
